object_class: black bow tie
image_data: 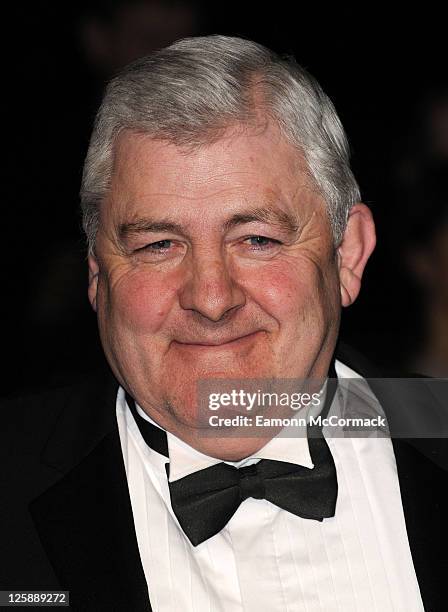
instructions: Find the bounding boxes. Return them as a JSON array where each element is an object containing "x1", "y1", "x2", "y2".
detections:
[{"x1": 126, "y1": 364, "x2": 338, "y2": 546}]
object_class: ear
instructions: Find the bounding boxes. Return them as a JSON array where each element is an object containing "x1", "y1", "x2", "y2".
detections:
[
  {"x1": 338, "y1": 203, "x2": 376, "y2": 307},
  {"x1": 88, "y1": 255, "x2": 100, "y2": 312}
]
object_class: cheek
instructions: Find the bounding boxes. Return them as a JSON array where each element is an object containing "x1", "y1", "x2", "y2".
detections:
[
  {"x1": 244, "y1": 262, "x2": 331, "y2": 323},
  {"x1": 102, "y1": 270, "x2": 178, "y2": 335}
]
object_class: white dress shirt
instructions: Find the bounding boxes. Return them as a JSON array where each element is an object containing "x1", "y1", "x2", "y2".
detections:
[{"x1": 116, "y1": 361, "x2": 424, "y2": 611}]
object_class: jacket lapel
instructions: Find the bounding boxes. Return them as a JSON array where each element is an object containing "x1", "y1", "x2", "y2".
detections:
[
  {"x1": 29, "y1": 375, "x2": 152, "y2": 611},
  {"x1": 392, "y1": 437, "x2": 448, "y2": 612},
  {"x1": 350, "y1": 366, "x2": 448, "y2": 611},
  {"x1": 337, "y1": 342, "x2": 448, "y2": 611}
]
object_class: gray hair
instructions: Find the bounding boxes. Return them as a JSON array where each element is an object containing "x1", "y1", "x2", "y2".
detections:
[{"x1": 80, "y1": 34, "x2": 360, "y2": 254}]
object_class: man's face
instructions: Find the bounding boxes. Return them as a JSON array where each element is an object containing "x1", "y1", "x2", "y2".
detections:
[{"x1": 89, "y1": 123, "x2": 371, "y2": 458}]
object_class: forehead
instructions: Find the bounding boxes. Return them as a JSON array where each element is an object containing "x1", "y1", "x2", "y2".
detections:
[{"x1": 105, "y1": 122, "x2": 322, "y2": 224}]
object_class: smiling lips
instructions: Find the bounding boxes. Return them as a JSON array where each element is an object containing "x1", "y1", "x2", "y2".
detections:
[{"x1": 173, "y1": 331, "x2": 262, "y2": 348}]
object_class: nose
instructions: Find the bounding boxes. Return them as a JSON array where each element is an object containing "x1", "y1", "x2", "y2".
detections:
[{"x1": 178, "y1": 252, "x2": 246, "y2": 322}]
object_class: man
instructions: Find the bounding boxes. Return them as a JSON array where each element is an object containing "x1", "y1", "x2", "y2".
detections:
[{"x1": 1, "y1": 35, "x2": 447, "y2": 611}]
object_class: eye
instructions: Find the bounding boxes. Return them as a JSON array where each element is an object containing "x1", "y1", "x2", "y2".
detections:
[
  {"x1": 245, "y1": 235, "x2": 281, "y2": 250},
  {"x1": 138, "y1": 239, "x2": 172, "y2": 253}
]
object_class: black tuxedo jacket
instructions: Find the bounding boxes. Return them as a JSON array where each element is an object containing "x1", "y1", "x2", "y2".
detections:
[{"x1": 1, "y1": 345, "x2": 447, "y2": 612}]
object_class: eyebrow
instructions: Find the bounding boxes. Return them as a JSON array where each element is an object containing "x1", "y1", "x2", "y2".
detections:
[
  {"x1": 118, "y1": 219, "x2": 188, "y2": 243},
  {"x1": 118, "y1": 205, "x2": 300, "y2": 243},
  {"x1": 221, "y1": 206, "x2": 300, "y2": 235}
]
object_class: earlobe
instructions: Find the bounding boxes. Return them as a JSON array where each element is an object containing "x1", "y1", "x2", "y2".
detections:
[
  {"x1": 87, "y1": 255, "x2": 100, "y2": 312},
  {"x1": 338, "y1": 203, "x2": 376, "y2": 307}
]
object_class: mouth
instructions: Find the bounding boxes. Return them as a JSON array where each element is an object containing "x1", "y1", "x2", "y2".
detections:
[{"x1": 173, "y1": 331, "x2": 263, "y2": 349}]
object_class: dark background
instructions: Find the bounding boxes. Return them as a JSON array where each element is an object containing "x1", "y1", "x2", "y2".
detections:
[{"x1": 4, "y1": 2, "x2": 448, "y2": 395}]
